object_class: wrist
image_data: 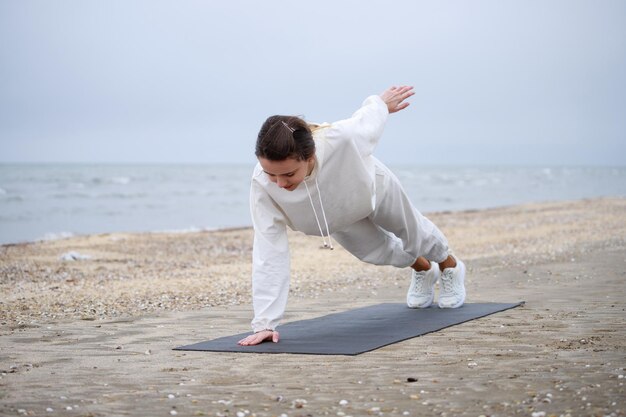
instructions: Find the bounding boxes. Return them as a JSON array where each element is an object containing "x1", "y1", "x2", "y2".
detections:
[{"x1": 254, "y1": 328, "x2": 274, "y2": 334}]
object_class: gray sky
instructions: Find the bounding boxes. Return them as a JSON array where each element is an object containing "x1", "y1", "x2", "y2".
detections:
[{"x1": 1, "y1": 1, "x2": 625, "y2": 165}]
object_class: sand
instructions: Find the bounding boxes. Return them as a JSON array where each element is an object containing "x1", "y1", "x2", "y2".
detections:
[{"x1": 1, "y1": 197, "x2": 625, "y2": 416}]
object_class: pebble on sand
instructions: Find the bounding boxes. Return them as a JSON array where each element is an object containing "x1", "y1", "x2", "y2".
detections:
[
  {"x1": 292, "y1": 399, "x2": 307, "y2": 408},
  {"x1": 59, "y1": 251, "x2": 92, "y2": 261}
]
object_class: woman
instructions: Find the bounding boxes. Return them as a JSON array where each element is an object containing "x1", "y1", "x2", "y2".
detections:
[{"x1": 238, "y1": 85, "x2": 466, "y2": 346}]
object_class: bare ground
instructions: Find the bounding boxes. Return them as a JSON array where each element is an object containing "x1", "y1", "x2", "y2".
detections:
[{"x1": 1, "y1": 198, "x2": 625, "y2": 417}]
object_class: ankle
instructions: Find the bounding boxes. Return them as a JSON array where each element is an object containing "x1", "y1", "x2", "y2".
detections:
[
  {"x1": 438, "y1": 255, "x2": 457, "y2": 272},
  {"x1": 411, "y1": 256, "x2": 431, "y2": 272}
]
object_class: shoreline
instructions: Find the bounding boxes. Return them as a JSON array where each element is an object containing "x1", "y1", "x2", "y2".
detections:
[{"x1": 2, "y1": 195, "x2": 624, "y2": 248}]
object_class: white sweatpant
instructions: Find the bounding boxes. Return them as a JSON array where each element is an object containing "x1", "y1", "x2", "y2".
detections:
[{"x1": 332, "y1": 161, "x2": 449, "y2": 268}]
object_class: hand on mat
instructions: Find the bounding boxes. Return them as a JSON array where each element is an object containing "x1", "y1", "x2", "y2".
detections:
[
  {"x1": 237, "y1": 329, "x2": 280, "y2": 346},
  {"x1": 379, "y1": 85, "x2": 414, "y2": 114}
]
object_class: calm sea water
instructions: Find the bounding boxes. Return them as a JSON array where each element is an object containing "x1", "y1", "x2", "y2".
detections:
[{"x1": 1, "y1": 163, "x2": 625, "y2": 245}]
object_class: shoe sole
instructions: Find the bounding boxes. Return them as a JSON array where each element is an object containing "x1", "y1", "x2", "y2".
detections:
[
  {"x1": 407, "y1": 291, "x2": 434, "y2": 309},
  {"x1": 438, "y1": 260, "x2": 466, "y2": 309}
]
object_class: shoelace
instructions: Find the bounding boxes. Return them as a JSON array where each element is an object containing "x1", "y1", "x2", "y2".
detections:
[
  {"x1": 304, "y1": 177, "x2": 334, "y2": 250},
  {"x1": 440, "y1": 270, "x2": 456, "y2": 293},
  {"x1": 411, "y1": 270, "x2": 427, "y2": 293}
]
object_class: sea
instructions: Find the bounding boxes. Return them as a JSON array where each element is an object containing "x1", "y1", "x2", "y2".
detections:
[{"x1": 1, "y1": 163, "x2": 625, "y2": 245}]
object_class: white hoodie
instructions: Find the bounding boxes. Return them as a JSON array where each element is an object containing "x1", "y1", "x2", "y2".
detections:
[{"x1": 249, "y1": 95, "x2": 389, "y2": 332}]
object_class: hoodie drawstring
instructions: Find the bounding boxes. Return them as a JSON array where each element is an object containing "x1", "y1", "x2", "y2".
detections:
[{"x1": 304, "y1": 177, "x2": 334, "y2": 250}]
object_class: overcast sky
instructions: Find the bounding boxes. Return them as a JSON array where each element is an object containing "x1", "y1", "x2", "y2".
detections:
[{"x1": 1, "y1": 1, "x2": 624, "y2": 166}]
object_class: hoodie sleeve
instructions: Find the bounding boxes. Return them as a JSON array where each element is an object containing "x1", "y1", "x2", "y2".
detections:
[
  {"x1": 249, "y1": 178, "x2": 291, "y2": 332},
  {"x1": 325, "y1": 95, "x2": 389, "y2": 158}
]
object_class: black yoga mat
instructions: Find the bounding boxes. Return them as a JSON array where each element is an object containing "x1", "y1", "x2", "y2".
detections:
[{"x1": 174, "y1": 302, "x2": 524, "y2": 356}]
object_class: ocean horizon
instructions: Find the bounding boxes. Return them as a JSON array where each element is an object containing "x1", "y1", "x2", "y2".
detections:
[{"x1": 1, "y1": 163, "x2": 625, "y2": 245}]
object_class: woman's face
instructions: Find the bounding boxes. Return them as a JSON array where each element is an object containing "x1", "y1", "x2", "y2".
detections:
[{"x1": 259, "y1": 157, "x2": 314, "y2": 191}]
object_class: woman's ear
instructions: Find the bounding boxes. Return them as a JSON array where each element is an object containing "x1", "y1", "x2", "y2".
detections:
[{"x1": 306, "y1": 156, "x2": 316, "y2": 175}]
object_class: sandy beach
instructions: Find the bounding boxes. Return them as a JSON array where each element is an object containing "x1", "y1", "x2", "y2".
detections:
[{"x1": 1, "y1": 197, "x2": 625, "y2": 417}]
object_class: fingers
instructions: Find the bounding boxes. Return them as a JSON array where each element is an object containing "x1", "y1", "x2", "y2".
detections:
[
  {"x1": 386, "y1": 86, "x2": 414, "y2": 102},
  {"x1": 388, "y1": 85, "x2": 414, "y2": 113},
  {"x1": 237, "y1": 330, "x2": 279, "y2": 346},
  {"x1": 395, "y1": 85, "x2": 414, "y2": 98},
  {"x1": 389, "y1": 85, "x2": 411, "y2": 93},
  {"x1": 380, "y1": 85, "x2": 414, "y2": 113},
  {"x1": 237, "y1": 334, "x2": 257, "y2": 345},
  {"x1": 237, "y1": 334, "x2": 263, "y2": 346},
  {"x1": 396, "y1": 102, "x2": 410, "y2": 111}
]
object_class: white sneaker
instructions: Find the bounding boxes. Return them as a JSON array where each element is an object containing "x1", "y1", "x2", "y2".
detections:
[
  {"x1": 438, "y1": 256, "x2": 466, "y2": 308},
  {"x1": 407, "y1": 262, "x2": 440, "y2": 308}
]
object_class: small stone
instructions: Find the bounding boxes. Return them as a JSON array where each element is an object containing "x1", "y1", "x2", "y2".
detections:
[
  {"x1": 168, "y1": 394, "x2": 175, "y2": 399},
  {"x1": 531, "y1": 412, "x2": 546, "y2": 417},
  {"x1": 467, "y1": 362, "x2": 478, "y2": 368},
  {"x1": 339, "y1": 399, "x2": 348, "y2": 406},
  {"x1": 59, "y1": 251, "x2": 92, "y2": 261},
  {"x1": 66, "y1": 406, "x2": 73, "y2": 410},
  {"x1": 170, "y1": 410, "x2": 178, "y2": 416},
  {"x1": 237, "y1": 412, "x2": 245, "y2": 417},
  {"x1": 46, "y1": 408, "x2": 54, "y2": 413},
  {"x1": 406, "y1": 377, "x2": 418, "y2": 383},
  {"x1": 292, "y1": 398, "x2": 307, "y2": 408},
  {"x1": 144, "y1": 349, "x2": 151, "y2": 355}
]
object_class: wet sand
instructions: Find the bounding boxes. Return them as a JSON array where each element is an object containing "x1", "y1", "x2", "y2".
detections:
[{"x1": 1, "y1": 198, "x2": 625, "y2": 417}]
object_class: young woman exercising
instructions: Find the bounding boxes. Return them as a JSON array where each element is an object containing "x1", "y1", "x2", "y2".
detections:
[{"x1": 238, "y1": 85, "x2": 466, "y2": 346}]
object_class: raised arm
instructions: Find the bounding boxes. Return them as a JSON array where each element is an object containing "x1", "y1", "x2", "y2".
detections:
[{"x1": 324, "y1": 85, "x2": 414, "y2": 158}]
